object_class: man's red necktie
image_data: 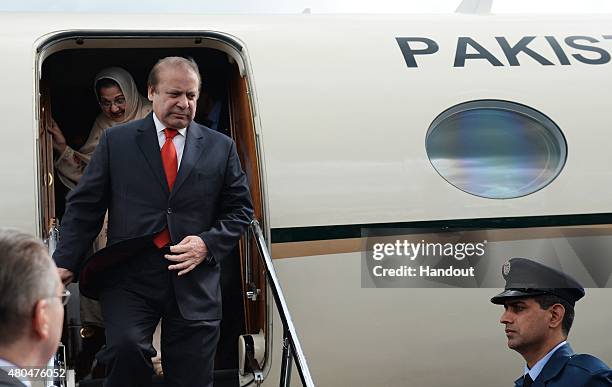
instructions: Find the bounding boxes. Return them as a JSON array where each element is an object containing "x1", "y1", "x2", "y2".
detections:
[{"x1": 153, "y1": 128, "x2": 179, "y2": 248}]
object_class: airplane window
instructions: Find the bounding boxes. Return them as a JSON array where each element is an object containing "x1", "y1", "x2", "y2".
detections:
[{"x1": 426, "y1": 100, "x2": 567, "y2": 199}]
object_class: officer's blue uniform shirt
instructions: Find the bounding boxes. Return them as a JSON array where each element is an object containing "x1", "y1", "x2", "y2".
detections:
[{"x1": 524, "y1": 341, "x2": 567, "y2": 381}]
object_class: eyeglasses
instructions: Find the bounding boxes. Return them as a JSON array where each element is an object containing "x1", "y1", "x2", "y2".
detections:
[
  {"x1": 47, "y1": 289, "x2": 71, "y2": 306},
  {"x1": 99, "y1": 97, "x2": 126, "y2": 109},
  {"x1": 60, "y1": 289, "x2": 71, "y2": 306}
]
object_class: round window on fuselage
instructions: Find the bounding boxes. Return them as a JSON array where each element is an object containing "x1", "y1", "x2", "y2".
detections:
[{"x1": 426, "y1": 100, "x2": 567, "y2": 199}]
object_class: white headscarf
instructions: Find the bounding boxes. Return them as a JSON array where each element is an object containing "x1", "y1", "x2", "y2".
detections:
[
  {"x1": 55, "y1": 67, "x2": 152, "y2": 190},
  {"x1": 92, "y1": 66, "x2": 152, "y2": 129}
]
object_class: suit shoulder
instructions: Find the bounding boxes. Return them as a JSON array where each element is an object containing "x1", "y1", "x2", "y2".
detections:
[{"x1": 567, "y1": 354, "x2": 611, "y2": 374}]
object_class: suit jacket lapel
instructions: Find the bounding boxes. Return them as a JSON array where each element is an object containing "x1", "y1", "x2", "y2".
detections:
[
  {"x1": 171, "y1": 121, "x2": 205, "y2": 197},
  {"x1": 135, "y1": 113, "x2": 169, "y2": 195}
]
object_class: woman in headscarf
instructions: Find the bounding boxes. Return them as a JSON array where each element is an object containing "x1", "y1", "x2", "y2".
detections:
[{"x1": 49, "y1": 66, "x2": 152, "y2": 190}]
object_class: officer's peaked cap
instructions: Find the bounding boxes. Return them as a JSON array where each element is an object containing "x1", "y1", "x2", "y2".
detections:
[{"x1": 490, "y1": 257, "x2": 585, "y2": 306}]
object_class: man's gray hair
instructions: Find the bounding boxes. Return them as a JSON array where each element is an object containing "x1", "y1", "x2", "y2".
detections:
[
  {"x1": 147, "y1": 56, "x2": 202, "y2": 91},
  {"x1": 0, "y1": 228, "x2": 58, "y2": 346}
]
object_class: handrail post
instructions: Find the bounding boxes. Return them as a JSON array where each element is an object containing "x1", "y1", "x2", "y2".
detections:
[
  {"x1": 244, "y1": 229, "x2": 258, "y2": 301},
  {"x1": 279, "y1": 327, "x2": 293, "y2": 387},
  {"x1": 245, "y1": 231, "x2": 251, "y2": 283}
]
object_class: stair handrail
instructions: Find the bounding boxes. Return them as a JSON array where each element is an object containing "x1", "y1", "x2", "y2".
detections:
[{"x1": 248, "y1": 219, "x2": 316, "y2": 387}]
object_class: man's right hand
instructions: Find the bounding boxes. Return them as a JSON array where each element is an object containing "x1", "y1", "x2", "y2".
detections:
[{"x1": 57, "y1": 268, "x2": 74, "y2": 285}]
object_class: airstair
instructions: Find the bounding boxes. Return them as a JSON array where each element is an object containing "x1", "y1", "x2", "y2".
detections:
[{"x1": 47, "y1": 220, "x2": 315, "y2": 387}]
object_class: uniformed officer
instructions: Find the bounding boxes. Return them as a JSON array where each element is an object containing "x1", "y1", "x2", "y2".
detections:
[{"x1": 491, "y1": 257, "x2": 612, "y2": 387}]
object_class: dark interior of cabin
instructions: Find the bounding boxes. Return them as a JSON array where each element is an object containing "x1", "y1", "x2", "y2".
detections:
[
  {"x1": 44, "y1": 47, "x2": 234, "y2": 215},
  {"x1": 42, "y1": 46, "x2": 245, "y2": 387}
]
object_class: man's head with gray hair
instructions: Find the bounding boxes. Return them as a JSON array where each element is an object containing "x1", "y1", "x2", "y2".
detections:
[
  {"x1": 147, "y1": 56, "x2": 202, "y2": 92},
  {"x1": 147, "y1": 56, "x2": 202, "y2": 130},
  {"x1": 0, "y1": 228, "x2": 64, "y2": 368}
]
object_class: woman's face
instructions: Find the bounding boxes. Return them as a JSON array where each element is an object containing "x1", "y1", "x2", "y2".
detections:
[{"x1": 99, "y1": 85, "x2": 126, "y2": 122}]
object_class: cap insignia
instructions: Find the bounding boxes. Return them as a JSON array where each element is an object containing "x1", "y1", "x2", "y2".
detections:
[{"x1": 503, "y1": 261, "x2": 511, "y2": 277}]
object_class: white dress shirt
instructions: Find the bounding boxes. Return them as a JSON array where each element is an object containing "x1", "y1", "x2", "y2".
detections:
[{"x1": 153, "y1": 113, "x2": 187, "y2": 168}]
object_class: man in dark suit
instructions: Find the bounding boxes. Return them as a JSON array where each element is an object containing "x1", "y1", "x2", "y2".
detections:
[
  {"x1": 491, "y1": 258, "x2": 612, "y2": 387},
  {"x1": 0, "y1": 228, "x2": 68, "y2": 387},
  {"x1": 53, "y1": 57, "x2": 253, "y2": 386}
]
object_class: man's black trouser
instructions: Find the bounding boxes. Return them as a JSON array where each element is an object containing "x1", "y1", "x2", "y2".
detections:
[{"x1": 98, "y1": 247, "x2": 220, "y2": 387}]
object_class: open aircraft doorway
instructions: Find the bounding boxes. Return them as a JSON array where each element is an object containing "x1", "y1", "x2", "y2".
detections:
[{"x1": 36, "y1": 33, "x2": 270, "y2": 387}]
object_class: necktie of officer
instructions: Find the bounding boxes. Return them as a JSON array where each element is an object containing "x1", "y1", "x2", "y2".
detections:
[
  {"x1": 153, "y1": 128, "x2": 179, "y2": 248},
  {"x1": 523, "y1": 374, "x2": 534, "y2": 387}
]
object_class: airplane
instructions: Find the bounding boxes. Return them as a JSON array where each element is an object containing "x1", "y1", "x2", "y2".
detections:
[{"x1": 0, "y1": 6, "x2": 611, "y2": 387}]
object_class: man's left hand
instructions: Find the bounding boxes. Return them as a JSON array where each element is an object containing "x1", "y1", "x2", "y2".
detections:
[{"x1": 165, "y1": 236, "x2": 209, "y2": 276}]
